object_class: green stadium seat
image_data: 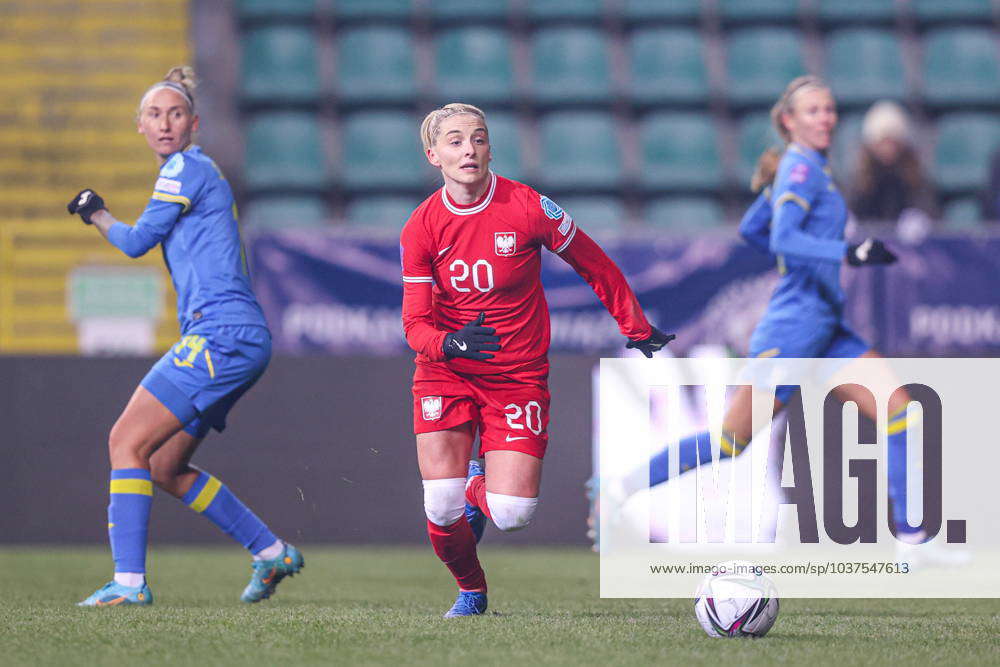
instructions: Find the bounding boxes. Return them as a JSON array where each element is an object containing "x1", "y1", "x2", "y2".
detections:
[
  {"x1": 336, "y1": 27, "x2": 416, "y2": 103},
  {"x1": 718, "y1": 0, "x2": 800, "y2": 23},
  {"x1": 623, "y1": 0, "x2": 701, "y2": 22},
  {"x1": 429, "y1": 0, "x2": 510, "y2": 21},
  {"x1": 825, "y1": 29, "x2": 905, "y2": 106},
  {"x1": 241, "y1": 26, "x2": 320, "y2": 105},
  {"x1": 340, "y1": 112, "x2": 428, "y2": 189},
  {"x1": 914, "y1": 0, "x2": 993, "y2": 24},
  {"x1": 244, "y1": 196, "x2": 327, "y2": 229},
  {"x1": 527, "y1": 0, "x2": 603, "y2": 20},
  {"x1": 934, "y1": 113, "x2": 1000, "y2": 193},
  {"x1": 558, "y1": 196, "x2": 626, "y2": 232},
  {"x1": 483, "y1": 111, "x2": 523, "y2": 182},
  {"x1": 345, "y1": 196, "x2": 421, "y2": 229},
  {"x1": 531, "y1": 28, "x2": 611, "y2": 105},
  {"x1": 237, "y1": 0, "x2": 315, "y2": 21},
  {"x1": 646, "y1": 197, "x2": 726, "y2": 229},
  {"x1": 816, "y1": 0, "x2": 896, "y2": 23},
  {"x1": 244, "y1": 112, "x2": 326, "y2": 190},
  {"x1": 922, "y1": 28, "x2": 1000, "y2": 107},
  {"x1": 537, "y1": 112, "x2": 622, "y2": 189},
  {"x1": 726, "y1": 28, "x2": 807, "y2": 108},
  {"x1": 736, "y1": 112, "x2": 782, "y2": 189},
  {"x1": 941, "y1": 198, "x2": 983, "y2": 229},
  {"x1": 434, "y1": 28, "x2": 514, "y2": 105},
  {"x1": 333, "y1": 0, "x2": 412, "y2": 20},
  {"x1": 638, "y1": 112, "x2": 722, "y2": 190},
  {"x1": 628, "y1": 28, "x2": 708, "y2": 105}
]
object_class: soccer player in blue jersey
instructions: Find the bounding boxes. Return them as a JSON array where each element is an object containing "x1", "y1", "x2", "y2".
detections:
[
  {"x1": 595, "y1": 77, "x2": 935, "y2": 553},
  {"x1": 67, "y1": 67, "x2": 303, "y2": 606}
]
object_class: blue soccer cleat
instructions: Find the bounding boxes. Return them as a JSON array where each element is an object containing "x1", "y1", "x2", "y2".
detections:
[
  {"x1": 241, "y1": 542, "x2": 304, "y2": 603},
  {"x1": 443, "y1": 590, "x2": 488, "y2": 618},
  {"x1": 465, "y1": 459, "x2": 487, "y2": 543},
  {"x1": 77, "y1": 580, "x2": 153, "y2": 607}
]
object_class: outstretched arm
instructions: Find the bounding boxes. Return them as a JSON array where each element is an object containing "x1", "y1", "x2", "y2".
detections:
[{"x1": 68, "y1": 188, "x2": 181, "y2": 258}]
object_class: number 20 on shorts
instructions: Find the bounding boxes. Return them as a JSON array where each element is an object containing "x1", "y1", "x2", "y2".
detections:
[{"x1": 505, "y1": 401, "x2": 543, "y2": 435}]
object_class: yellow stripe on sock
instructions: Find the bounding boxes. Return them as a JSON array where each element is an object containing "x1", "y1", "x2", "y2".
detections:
[
  {"x1": 189, "y1": 476, "x2": 222, "y2": 513},
  {"x1": 720, "y1": 434, "x2": 748, "y2": 456},
  {"x1": 109, "y1": 479, "x2": 153, "y2": 496},
  {"x1": 887, "y1": 417, "x2": 909, "y2": 436}
]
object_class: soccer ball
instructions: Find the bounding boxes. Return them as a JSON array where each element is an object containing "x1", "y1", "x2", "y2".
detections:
[{"x1": 694, "y1": 560, "x2": 779, "y2": 638}]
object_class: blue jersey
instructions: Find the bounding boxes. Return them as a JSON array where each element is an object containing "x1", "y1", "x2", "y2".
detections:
[
  {"x1": 767, "y1": 143, "x2": 848, "y2": 314},
  {"x1": 108, "y1": 146, "x2": 267, "y2": 334}
]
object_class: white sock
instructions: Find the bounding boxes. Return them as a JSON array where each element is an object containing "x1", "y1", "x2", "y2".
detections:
[
  {"x1": 114, "y1": 572, "x2": 145, "y2": 587},
  {"x1": 253, "y1": 539, "x2": 285, "y2": 561}
]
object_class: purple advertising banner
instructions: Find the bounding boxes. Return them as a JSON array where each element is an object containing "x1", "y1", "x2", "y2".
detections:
[{"x1": 248, "y1": 232, "x2": 1000, "y2": 357}]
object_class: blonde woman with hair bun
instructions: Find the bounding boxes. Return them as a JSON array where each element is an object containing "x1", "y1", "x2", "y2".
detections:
[{"x1": 70, "y1": 67, "x2": 304, "y2": 607}]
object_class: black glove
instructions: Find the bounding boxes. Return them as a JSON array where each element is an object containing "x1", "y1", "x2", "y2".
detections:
[
  {"x1": 67, "y1": 189, "x2": 106, "y2": 225},
  {"x1": 443, "y1": 312, "x2": 501, "y2": 361},
  {"x1": 626, "y1": 326, "x2": 676, "y2": 358},
  {"x1": 846, "y1": 238, "x2": 897, "y2": 266}
]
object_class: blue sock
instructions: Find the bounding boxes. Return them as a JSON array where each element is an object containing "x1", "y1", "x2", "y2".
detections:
[
  {"x1": 623, "y1": 430, "x2": 748, "y2": 496},
  {"x1": 108, "y1": 468, "x2": 153, "y2": 574},
  {"x1": 887, "y1": 406, "x2": 922, "y2": 536},
  {"x1": 181, "y1": 471, "x2": 277, "y2": 554}
]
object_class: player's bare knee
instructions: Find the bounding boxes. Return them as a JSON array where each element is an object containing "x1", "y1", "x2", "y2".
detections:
[
  {"x1": 422, "y1": 478, "x2": 466, "y2": 526},
  {"x1": 486, "y1": 492, "x2": 538, "y2": 532}
]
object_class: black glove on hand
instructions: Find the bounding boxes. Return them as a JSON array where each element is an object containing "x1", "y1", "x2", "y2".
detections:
[
  {"x1": 847, "y1": 238, "x2": 897, "y2": 266},
  {"x1": 626, "y1": 326, "x2": 676, "y2": 358},
  {"x1": 67, "y1": 189, "x2": 106, "y2": 225},
  {"x1": 443, "y1": 312, "x2": 501, "y2": 361}
]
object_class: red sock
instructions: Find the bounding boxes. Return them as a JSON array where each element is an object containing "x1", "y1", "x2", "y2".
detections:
[
  {"x1": 426, "y1": 518, "x2": 487, "y2": 592},
  {"x1": 464, "y1": 476, "x2": 493, "y2": 520}
]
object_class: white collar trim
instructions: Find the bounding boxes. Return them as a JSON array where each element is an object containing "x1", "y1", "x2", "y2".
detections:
[{"x1": 441, "y1": 171, "x2": 496, "y2": 216}]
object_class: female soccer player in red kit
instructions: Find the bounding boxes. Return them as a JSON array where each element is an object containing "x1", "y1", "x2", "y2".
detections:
[{"x1": 400, "y1": 103, "x2": 673, "y2": 617}]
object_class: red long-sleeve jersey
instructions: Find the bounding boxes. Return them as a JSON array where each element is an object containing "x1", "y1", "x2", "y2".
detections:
[{"x1": 400, "y1": 172, "x2": 652, "y2": 374}]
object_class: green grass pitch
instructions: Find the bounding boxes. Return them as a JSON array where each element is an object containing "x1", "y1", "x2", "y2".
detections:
[{"x1": 2, "y1": 545, "x2": 997, "y2": 666}]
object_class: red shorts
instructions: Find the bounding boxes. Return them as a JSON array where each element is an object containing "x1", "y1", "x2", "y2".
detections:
[{"x1": 411, "y1": 360, "x2": 551, "y2": 459}]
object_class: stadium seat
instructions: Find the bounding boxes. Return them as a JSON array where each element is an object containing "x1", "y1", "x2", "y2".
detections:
[
  {"x1": 638, "y1": 113, "x2": 722, "y2": 190},
  {"x1": 736, "y1": 112, "x2": 782, "y2": 189},
  {"x1": 537, "y1": 112, "x2": 621, "y2": 189},
  {"x1": 557, "y1": 196, "x2": 627, "y2": 232},
  {"x1": 333, "y1": 0, "x2": 412, "y2": 20},
  {"x1": 244, "y1": 112, "x2": 326, "y2": 190},
  {"x1": 645, "y1": 197, "x2": 726, "y2": 229},
  {"x1": 339, "y1": 112, "x2": 428, "y2": 189},
  {"x1": 726, "y1": 28, "x2": 807, "y2": 108},
  {"x1": 531, "y1": 28, "x2": 611, "y2": 105},
  {"x1": 336, "y1": 27, "x2": 416, "y2": 104},
  {"x1": 429, "y1": 0, "x2": 509, "y2": 22},
  {"x1": 934, "y1": 113, "x2": 1000, "y2": 193},
  {"x1": 483, "y1": 111, "x2": 523, "y2": 182},
  {"x1": 345, "y1": 195, "x2": 421, "y2": 229},
  {"x1": 816, "y1": 0, "x2": 896, "y2": 23},
  {"x1": 527, "y1": 0, "x2": 603, "y2": 21},
  {"x1": 244, "y1": 196, "x2": 328, "y2": 229},
  {"x1": 434, "y1": 28, "x2": 514, "y2": 105},
  {"x1": 240, "y1": 26, "x2": 320, "y2": 105},
  {"x1": 941, "y1": 198, "x2": 983, "y2": 229},
  {"x1": 922, "y1": 28, "x2": 1000, "y2": 107},
  {"x1": 237, "y1": 0, "x2": 315, "y2": 21},
  {"x1": 628, "y1": 28, "x2": 708, "y2": 106},
  {"x1": 913, "y1": 0, "x2": 994, "y2": 24},
  {"x1": 825, "y1": 29, "x2": 905, "y2": 106},
  {"x1": 718, "y1": 0, "x2": 801, "y2": 23},
  {"x1": 623, "y1": 0, "x2": 701, "y2": 22}
]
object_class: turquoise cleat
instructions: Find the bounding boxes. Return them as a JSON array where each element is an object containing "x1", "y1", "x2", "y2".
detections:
[
  {"x1": 241, "y1": 542, "x2": 304, "y2": 603},
  {"x1": 443, "y1": 590, "x2": 488, "y2": 618},
  {"x1": 78, "y1": 580, "x2": 153, "y2": 607},
  {"x1": 465, "y1": 459, "x2": 487, "y2": 543}
]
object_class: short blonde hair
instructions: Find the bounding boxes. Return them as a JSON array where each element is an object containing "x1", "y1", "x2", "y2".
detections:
[
  {"x1": 420, "y1": 103, "x2": 487, "y2": 152},
  {"x1": 138, "y1": 66, "x2": 197, "y2": 118},
  {"x1": 770, "y1": 75, "x2": 830, "y2": 144}
]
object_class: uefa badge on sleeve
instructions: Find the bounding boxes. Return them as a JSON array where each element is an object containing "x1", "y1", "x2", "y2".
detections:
[
  {"x1": 495, "y1": 232, "x2": 516, "y2": 257},
  {"x1": 421, "y1": 396, "x2": 443, "y2": 421}
]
